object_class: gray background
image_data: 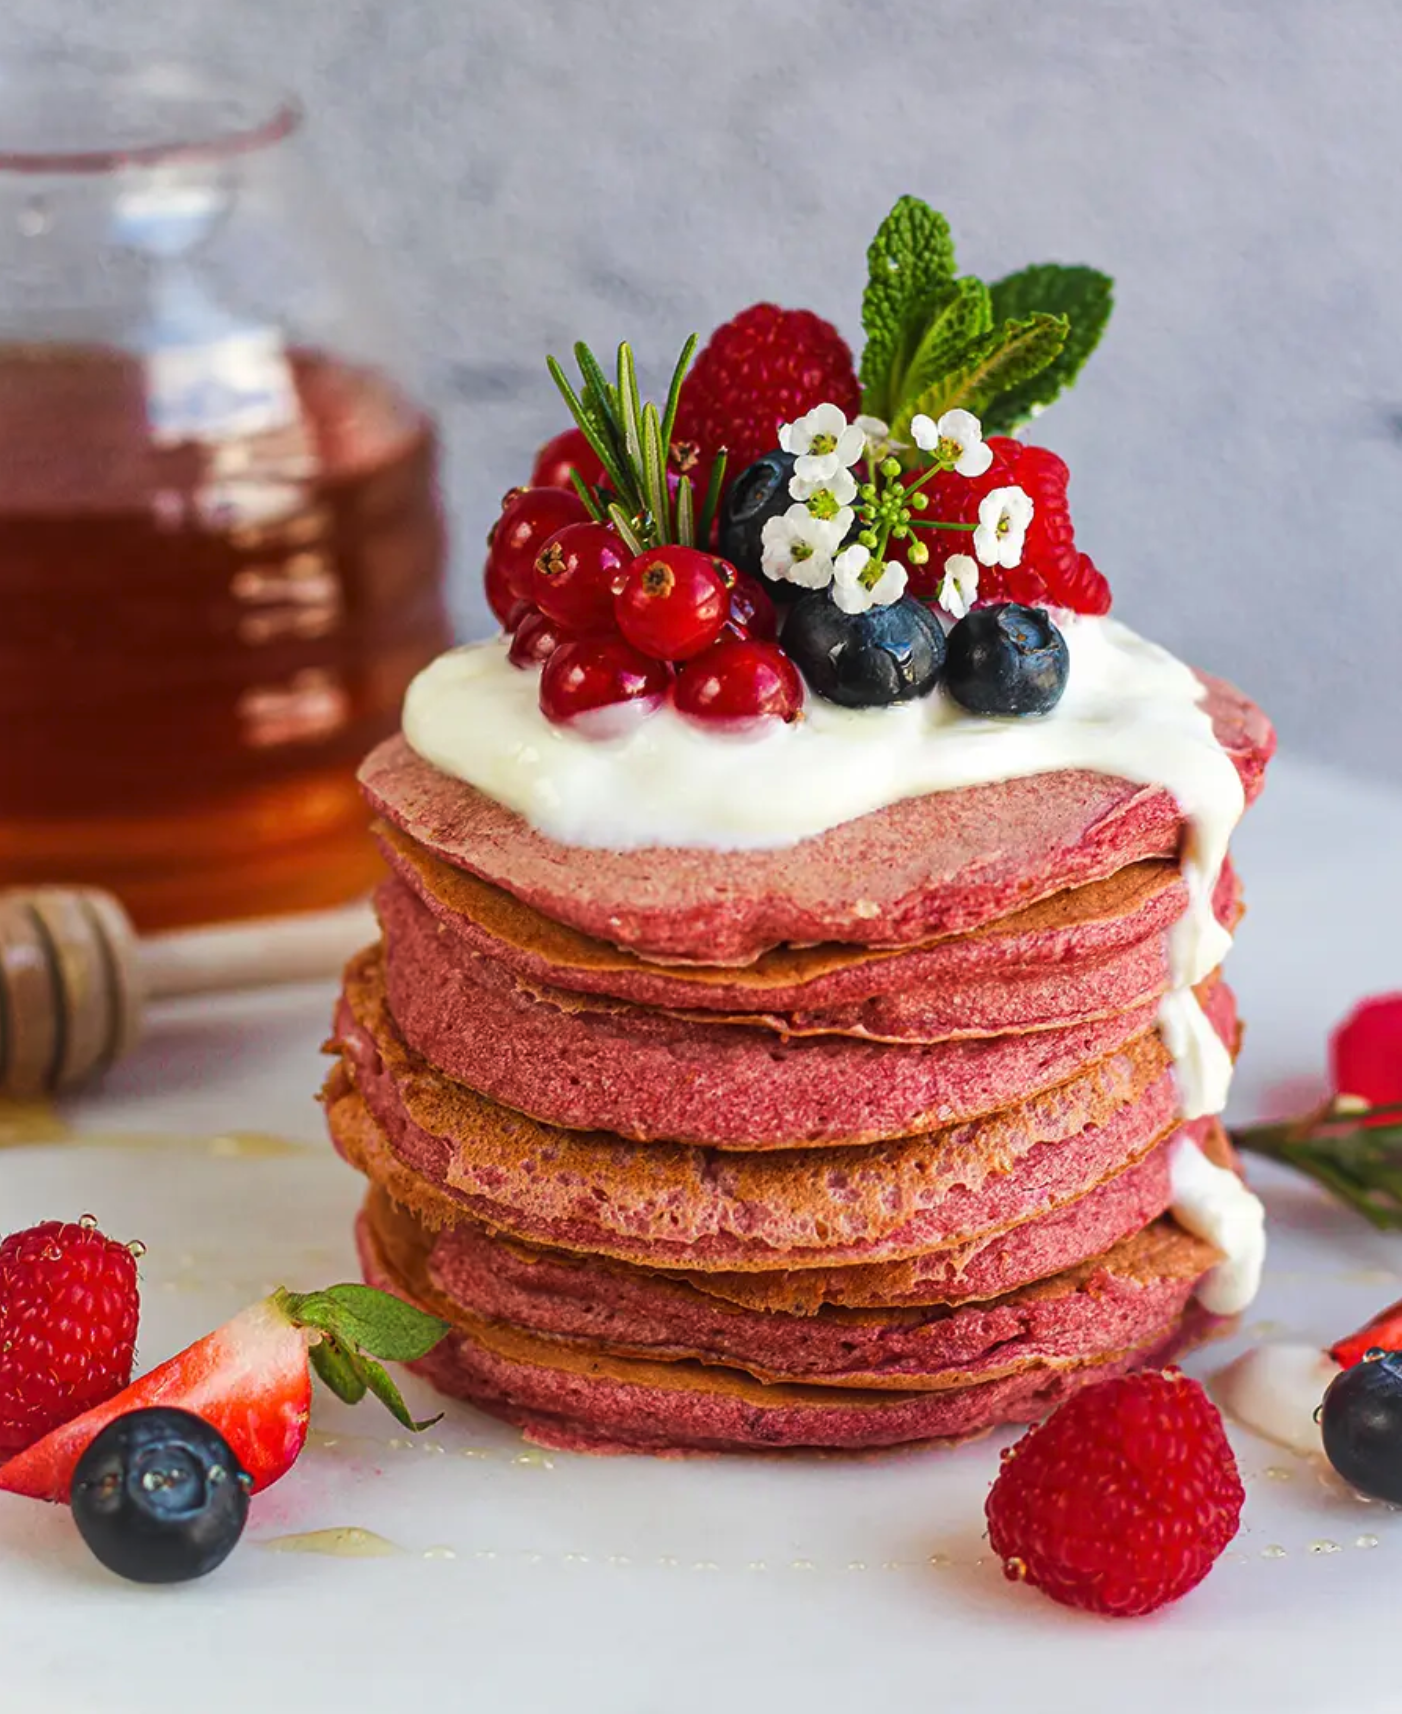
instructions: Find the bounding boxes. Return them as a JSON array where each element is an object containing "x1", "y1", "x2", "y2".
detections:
[{"x1": 2, "y1": 0, "x2": 1399, "y2": 780}]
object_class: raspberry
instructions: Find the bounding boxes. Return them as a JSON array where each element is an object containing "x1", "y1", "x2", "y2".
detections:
[
  {"x1": 673, "y1": 637, "x2": 803, "y2": 725},
  {"x1": 1331, "y1": 993, "x2": 1402, "y2": 1107},
  {"x1": 908, "y1": 436, "x2": 1111, "y2": 615},
  {"x1": 674, "y1": 304, "x2": 860, "y2": 492},
  {"x1": 985, "y1": 1369, "x2": 1243, "y2": 1618},
  {"x1": 615, "y1": 547, "x2": 731, "y2": 662},
  {"x1": 0, "y1": 1217, "x2": 141, "y2": 1457}
]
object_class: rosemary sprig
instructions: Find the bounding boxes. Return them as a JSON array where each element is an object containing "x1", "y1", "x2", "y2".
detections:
[
  {"x1": 1232, "y1": 1098, "x2": 1402, "y2": 1230},
  {"x1": 546, "y1": 336, "x2": 703, "y2": 552}
]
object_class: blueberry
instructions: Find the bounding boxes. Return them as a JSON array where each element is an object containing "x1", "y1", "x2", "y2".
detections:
[
  {"x1": 944, "y1": 603, "x2": 1069, "y2": 717},
  {"x1": 1320, "y1": 1351, "x2": 1402, "y2": 1504},
  {"x1": 70, "y1": 1407, "x2": 251, "y2": 1583},
  {"x1": 782, "y1": 591, "x2": 946, "y2": 708},
  {"x1": 718, "y1": 451, "x2": 803, "y2": 601}
]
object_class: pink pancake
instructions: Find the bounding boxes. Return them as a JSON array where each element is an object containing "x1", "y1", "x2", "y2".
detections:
[
  {"x1": 371, "y1": 863, "x2": 1234, "y2": 1035},
  {"x1": 378, "y1": 877, "x2": 1191, "y2": 1147},
  {"x1": 358, "y1": 1203, "x2": 1221, "y2": 1453},
  {"x1": 359, "y1": 674, "x2": 1272, "y2": 963},
  {"x1": 414, "y1": 1199, "x2": 1216, "y2": 1390},
  {"x1": 378, "y1": 821, "x2": 1241, "y2": 1031},
  {"x1": 328, "y1": 953, "x2": 1236, "y2": 1282}
]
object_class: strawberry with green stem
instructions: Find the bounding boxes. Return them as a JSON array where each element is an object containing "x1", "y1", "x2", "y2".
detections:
[{"x1": 0, "y1": 1283, "x2": 448, "y2": 1503}]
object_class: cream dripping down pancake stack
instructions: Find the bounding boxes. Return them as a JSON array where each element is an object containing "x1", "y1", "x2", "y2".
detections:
[{"x1": 323, "y1": 197, "x2": 1274, "y2": 1453}]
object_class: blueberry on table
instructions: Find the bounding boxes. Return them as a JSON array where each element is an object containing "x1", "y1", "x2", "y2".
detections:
[
  {"x1": 718, "y1": 451, "x2": 803, "y2": 599},
  {"x1": 944, "y1": 603, "x2": 1069, "y2": 717},
  {"x1": 70, "y1": 1407, "x2": 251, "y2": 1583},
  {"x1": 782, "y1": 591, "x2": 946, "y2": 708},
  {"x1": 1320, "y1": 1350, "x2": 1402, "y2": 1505}
]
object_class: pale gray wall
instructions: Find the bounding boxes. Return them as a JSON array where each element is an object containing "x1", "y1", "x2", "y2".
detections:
[{"x1": 3, "y1": 0, "x2": 1399, "y2": 780}]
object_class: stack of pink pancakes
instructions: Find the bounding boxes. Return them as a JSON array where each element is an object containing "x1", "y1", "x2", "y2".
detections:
[{"x1": 325, "y1": 673, "x2": 1274, "y2": 1454}]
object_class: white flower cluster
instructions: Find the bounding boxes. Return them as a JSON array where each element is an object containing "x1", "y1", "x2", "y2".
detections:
[{"x1": 759, "y1": 401, "x2": 1035, "y2": 620}]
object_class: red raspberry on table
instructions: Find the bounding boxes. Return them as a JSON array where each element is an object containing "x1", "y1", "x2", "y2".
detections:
[
  {"x1": 0, "y1": 1217, "x2": 141, "y2": 1458},
  {"x1": 674, "y1": 303, "x2": 861, "y2": 493},
  {"x1": 1331, "y1": 993, "x2": 1402, "y2": 1107},
  {"x1": 985, "y1": 1369, "x2": 1244, "y2": 1618}
]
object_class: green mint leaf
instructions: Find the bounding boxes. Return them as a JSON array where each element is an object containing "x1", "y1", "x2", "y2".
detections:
[
  {"x1": 888, "y1": 277, "x2": 992, "y2": 436},
  {"x1": 980, "y1": 264, "x2": 1113, "y2": 432},
  {"x1": 897, "y1": 313, "x2": 1068, "y2": 433},
  {"x1": 285, "y1": 1283, "x2": 450, "y2": 1363},
  {"x1": 860, "y1": 196, "x2": 957, "y2": 423},
  {"x1": 309, "y1": 1337, "x2": 368, "y2": 1405}
]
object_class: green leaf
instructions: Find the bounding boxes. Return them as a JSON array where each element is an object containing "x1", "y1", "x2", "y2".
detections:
[
  {"x1": 617, "y1": 344, "x2": 644, "y2": 473},
  {"x1": 358, "y1": 1353, "x2": 443, "y2": 1433},
  {"x1": 981, "y1": 264, "x2": 1114, "y2": 432},
  {"x1": 547, "y1": 355, "x2": 630, "y2": 499},
  {"x1": 894, "y1": 313, "x2": 1068, "y2": 436},
  {"x1": 641, "y1": 402, "x2": 670, "y2": 542},
  {"x1": 892, "y1": 276, "x2": 992, "y2": 426},
  {"x1": 606, "y1": 502, "x2": 645, "y2": 557},
  {"x1": 697, "y1": 449, "x2": 727, "y2": 546},
  {"x1": 569, "y1": 468, "x2": 605, "y2": 521},
  {"x1": 309, "y1": 1337, "x2": 368, "y2": 1405},
  {"x1": 660, "y1": 333, "x2": 698, "y2": 455},
  {"x1": 675, "y1": 473, "x2": 696, "y2": 547},
  {"x1": 280, "y1": 1283, "x2": 449, "y2": 1363},
  {"x1": 859, "y1": 196, "x2": 957, "y2": 423}
]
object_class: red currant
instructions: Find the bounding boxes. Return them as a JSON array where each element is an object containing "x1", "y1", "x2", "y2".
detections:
[
  {"x1": 509, "y1": 608, "x2": 572, "y2": 669},
  {"x1": 539, "y1": 637, "x2": 669, "y2": 726},
  {"x1": 485, "y1": 552, "x2": 517, "y2": 627},
  {"x1": 488, "y1": 486, "x2": 590, "y2": 602},
  {"x1": 505, "y1": 598, "x2": 534, "y2": 633},
  {"x1": 531, "y1": 521, "x2": 629, "y2": 635},
  {"x1": 673, "y1": 638, "x2": 803, "y2": 725},
  {"x1": 531, "y1": 426, "x2": 607, "y2": 494},
  {"x1": 726, "y1": 571, "x2": 778, "y2": 641},
  {"x1": 615, "y1": 546, "x2": 732, "y2": 661}
]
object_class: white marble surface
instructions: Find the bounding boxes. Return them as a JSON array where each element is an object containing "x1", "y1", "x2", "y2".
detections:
[
  {"x1": 2, "y1": 749, "x2": 1402, "y2": 1713},
  {"x1": 1, "y1": 2, "x2": 1401, "y2": 779}
]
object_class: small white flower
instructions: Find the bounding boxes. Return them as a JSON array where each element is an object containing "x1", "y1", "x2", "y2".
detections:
[
  {"x1": 779, "y1": 402, "x2": 865, "y2": 483},
  {"x1": 831, "y1": 542, "x2": 908, "y2": 615},
  {"x1": 854, "y1": 414, "x2": 902, "y2": 459},
  {"x1": 910, "y1": 408, "x2": 994, "y2": 478},
  {"x1": 788, "y1": 464, "x2": 858, "y2": 511},
  {"x1": 760, "y1": 504, "x2": 843, "y2": 588},
  {"x1": 973, "y1": 484, "x2": 1034, "y2": 569},
  {"x1": 937, "y1": 553, "x2": 980, "y2": 620}
]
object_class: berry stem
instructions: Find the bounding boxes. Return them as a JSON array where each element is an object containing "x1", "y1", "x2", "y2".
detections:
[{"x1": 1232, "y1": 1098, "x2": 1402, "y2": 1230}]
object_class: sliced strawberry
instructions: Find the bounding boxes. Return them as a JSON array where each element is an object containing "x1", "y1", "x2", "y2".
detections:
[
  {"x1": 0, "y1": 1284, "x2": 447, "y2": 1504},
  {"x1": 1330, "y1": 1298, "x2": 1402, "y2": 1370}
]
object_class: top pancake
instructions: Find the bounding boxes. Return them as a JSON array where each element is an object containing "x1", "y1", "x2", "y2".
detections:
[{"x1": 360, "y1": 673, "x2": 1273, "y2": 963}]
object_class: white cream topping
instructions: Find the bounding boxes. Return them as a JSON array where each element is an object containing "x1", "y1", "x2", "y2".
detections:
[
  {"x1": 404, "y1": 614, "x2": 1255, "y2": 1293},
  {"x1": 1211, "y1": 1344, "x2": 1339, "y2": 1454},
  {"x1": 1169, "y1": 1137, "x2": 1267, "y2": 1314}
]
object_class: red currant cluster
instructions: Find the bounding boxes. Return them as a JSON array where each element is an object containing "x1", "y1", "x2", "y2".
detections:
[{"x1": 484, "y1": 434, "x2": 801, "y2": 728}]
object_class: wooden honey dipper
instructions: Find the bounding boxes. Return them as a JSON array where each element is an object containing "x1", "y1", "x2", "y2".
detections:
[{"x1": 0, "y1": 887, "x2": 377, "y2": 1100}]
